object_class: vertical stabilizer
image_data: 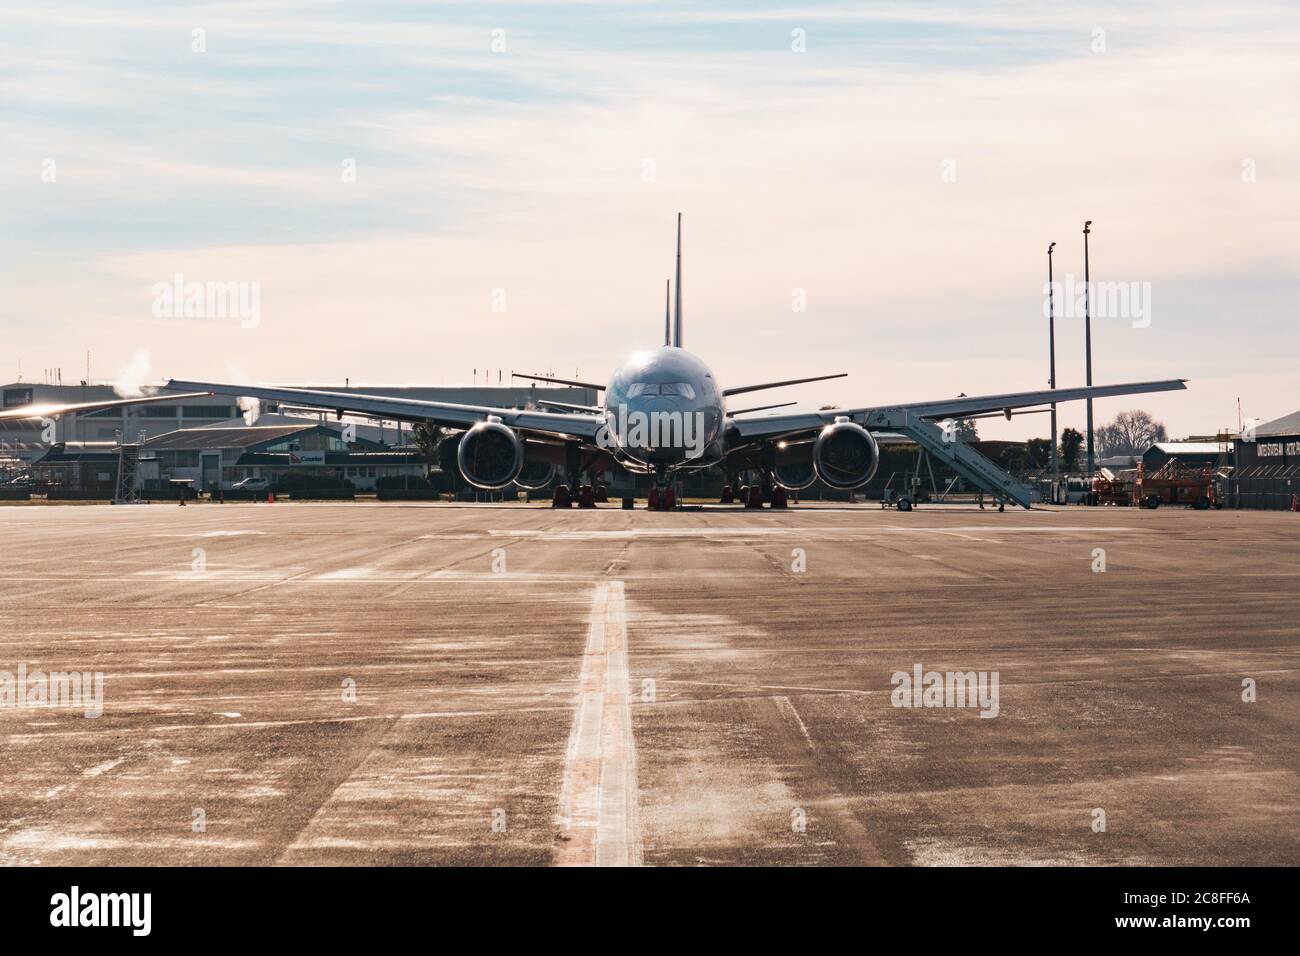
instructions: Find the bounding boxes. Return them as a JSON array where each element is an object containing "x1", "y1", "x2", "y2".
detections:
[
  {"x1": 664, "y1": 279, "x2": 671, "y2": 346},
  {"x1": 672, "y1": 213, "x2": 683, "y2": 348}
]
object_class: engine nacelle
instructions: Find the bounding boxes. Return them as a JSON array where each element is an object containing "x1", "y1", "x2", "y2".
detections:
[
  {"x1": 772, "y1": 441, "x2": 817, "y2": 491},
  {"x1": 457, "y1": 419, "x2": 523, "y2": 490},
  {"x1": 514, "y1": 455, "x2": 556, "y2": 491},
  {"x1": 813, "y1": 419, "x2": 879, "y2": 490}
]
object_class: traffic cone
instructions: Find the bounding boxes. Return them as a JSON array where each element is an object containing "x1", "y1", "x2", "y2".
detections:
[{"x1": 268, "y1": 491, "x2": 275, "y2": 504}]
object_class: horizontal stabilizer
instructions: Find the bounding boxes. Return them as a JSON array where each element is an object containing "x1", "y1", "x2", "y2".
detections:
[
  {"x1": 537, "y1": 399, "x2": 601, "y2": 413},
  {"x1": 722, "y1": 373, "x2": 847, "y2": 397},
  {"x1": 726, "y1": 401, "x2": 796, "y2": 417},
  {"x1": 511, "y1": 372, "x2": 605, "y2": 391}
]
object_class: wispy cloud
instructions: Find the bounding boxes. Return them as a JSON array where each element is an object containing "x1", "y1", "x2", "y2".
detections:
[{"x1": 2, "y1": 1, "x2": 1297, "y2": 434}]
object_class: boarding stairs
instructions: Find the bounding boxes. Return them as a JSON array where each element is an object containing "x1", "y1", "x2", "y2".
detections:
[
  {"x1": 114, "y1": 442, "x2": 142, "y2": 504},
  {"x1": 863, "y1": 408, "x2": 1034, "y2": 509}
]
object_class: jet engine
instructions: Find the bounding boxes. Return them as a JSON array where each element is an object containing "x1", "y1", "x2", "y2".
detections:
[
  {"x1": 457, "y1": 419, "x2": 523, "y2": 490},
  {"x1": 514, "y1": 455, "x2": 556, "y2": 491},
  {"x1": 772, "y1": 440, "x2": 817, "y2": 491},
  {"x1": 813, "y1": 418, "x2": 879, "y2": 490}
]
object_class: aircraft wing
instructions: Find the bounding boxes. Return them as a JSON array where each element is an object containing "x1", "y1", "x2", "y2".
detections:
[
  {"x1": 164, "y1": 380, "x2": 605, "y2": 442},
  {"x1": 0, "y1": 391, "x2": 214, "y2": 421},
  {"x1": 730, "y1": 379, "x2": 1188, "y2": 443}
]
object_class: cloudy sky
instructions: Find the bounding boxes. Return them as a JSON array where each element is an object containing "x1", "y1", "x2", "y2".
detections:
[{"x1": 2, "y1": 0, "x2": 1297, "y2": 439}]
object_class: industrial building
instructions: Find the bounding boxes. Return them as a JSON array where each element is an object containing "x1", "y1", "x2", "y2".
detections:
[
  {"x1": 140, "y1": 423, "x2": 425, "y2": 492},
  {"x1": 1141, "y1": 441, "x2": 1225, "y2": 472},
  {"x1": 1232, "y1": 410, "x2": 1300, "y2": 510},
  {"x1": 1, "y1": 381, "x2": 595, "y2": 477},
  {"x1": 25, "y1": 423, "x2": 428, "y2": 496}
]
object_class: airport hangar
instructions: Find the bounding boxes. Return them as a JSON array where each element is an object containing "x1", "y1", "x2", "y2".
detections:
[{"x1": 1, "y1": 381, "x2": 595, "y2": 495}]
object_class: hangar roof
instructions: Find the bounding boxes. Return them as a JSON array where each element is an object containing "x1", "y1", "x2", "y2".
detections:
[
  {"x1": 1254, "y1": 410, "x2": 1300, "y2": 437},
  {"x1": 32, "y1": 442, "x2": 120, "y2": 462},
  {"x1": 1150, "y1": 442, "x2": 1221, "y2": 455},
  {"x1": 144, "y1": 424, "x2": 317, "y2": 450}
]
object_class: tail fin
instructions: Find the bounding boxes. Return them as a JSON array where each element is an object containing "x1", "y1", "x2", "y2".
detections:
[
  {"x1": 672, "y1": 213, "x2": 683, "y2": 348},
  {"x1": 664, "y1": 278, "x2": 671, "y2": 346}
]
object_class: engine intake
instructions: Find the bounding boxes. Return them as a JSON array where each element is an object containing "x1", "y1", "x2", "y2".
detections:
[
  {"x1": 772, "y1": 441, "x2": 817, "y2": 491},
  {"x1": 813, "y1": 419, "x2": 879, "y2": 490},
  {"x1": 457, "y1": 420, "x2": 523, "y2": 490},
  {"x1": 514, "y1": 454, "x2": 556, "y2": 491}
]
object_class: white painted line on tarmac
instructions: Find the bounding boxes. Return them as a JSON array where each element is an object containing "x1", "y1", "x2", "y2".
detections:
[
  {"x1": 554, "y1": 580, "x2": 642, "y2": 867},
  {"x1": 490, "y1": 526, "x2": 1136, "y2": 540}
]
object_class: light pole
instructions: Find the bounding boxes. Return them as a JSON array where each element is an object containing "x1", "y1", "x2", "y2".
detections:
[
  {"x1": 1083, "y1": 220, "x2": 1095, "y2": 476},
  {"x1": 1047, "y1": 241, "x2": 1058, "y2": 477}
]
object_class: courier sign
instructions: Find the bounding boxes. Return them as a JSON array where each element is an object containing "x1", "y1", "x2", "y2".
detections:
[{"x1": 1257, "y1": 440, "x2": 1299, "y2": 458}]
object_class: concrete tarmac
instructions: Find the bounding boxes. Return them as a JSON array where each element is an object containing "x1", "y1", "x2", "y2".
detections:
[{"x1": 1, "y1": 501, "x2": 1296, "y2": 866}]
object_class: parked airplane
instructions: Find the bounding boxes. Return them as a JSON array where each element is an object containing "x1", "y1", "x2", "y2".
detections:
[{"x1": 1, "y1": 215, "x2": 1186, "y2": 509}]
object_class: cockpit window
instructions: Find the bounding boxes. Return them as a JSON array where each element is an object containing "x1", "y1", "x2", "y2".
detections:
[{"x1": 628, "y1": 382, "x2": 696, "y2": 399}]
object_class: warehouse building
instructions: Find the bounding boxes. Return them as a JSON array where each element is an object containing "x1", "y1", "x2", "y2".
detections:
[
  {"x1": 1, "y1": 381, "x2": 594, "y2": 468},
  {"x1": 2, "y1": 383, "x2": 242, "y2": 467},
  {"x1": 140, "y1": 423, "x2": 425, "y2": 492},
  {"x1": 1232, "y1": 410, "x2": 1300, "y2": 510},
  {"x1": 1141, "y1": 441, "x2": 1225, "y2": 471},
  {"x1": 27, "y1": 442, "x2": 121, "y2": 497}
]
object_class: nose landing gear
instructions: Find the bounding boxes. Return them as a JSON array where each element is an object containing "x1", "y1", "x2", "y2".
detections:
[{"x1": 648, "y1": 465, "x2": 677, "y2": 510}]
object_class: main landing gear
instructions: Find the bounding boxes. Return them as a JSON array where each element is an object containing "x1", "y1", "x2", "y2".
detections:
[
  {"x1": 735, "y1": 472, "x2": 784, "y2": 509},
  {"x1": 551, "y1": 441, "x2": 603, "y2": 509},
  {"x1": 552, "y1": 482, "x2": 604, "y2": 509}
]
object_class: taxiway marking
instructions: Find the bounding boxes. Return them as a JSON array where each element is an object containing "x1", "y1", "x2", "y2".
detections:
[
  {"x1": 554, "y1": 580, "x2": 642, "y2": 867},
  {"x1": 490, "y1": 526, "x2": 1136, "y2": 540}
]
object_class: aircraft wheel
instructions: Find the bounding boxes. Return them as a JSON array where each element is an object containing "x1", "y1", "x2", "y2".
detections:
[
  {"x1": 578, "y1": 484, "x2": 596, "y2": 508},
  {"x1": 552, "y1": 485, "x2": 572, "y2": 508},
  {"x1": 647, "y1": 487, "x2": 659, "y2": 510},
  {"x1": 771, "y1": 487, "x2": 788, "y2": 509},
  {"x1": 744, "y1": 486, "x2": 764, "y2": 509}
]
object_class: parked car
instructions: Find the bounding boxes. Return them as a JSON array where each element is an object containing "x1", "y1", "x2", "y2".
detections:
[{"x1": 231, "y1": 476, "x2": 271, "y2": 491}]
